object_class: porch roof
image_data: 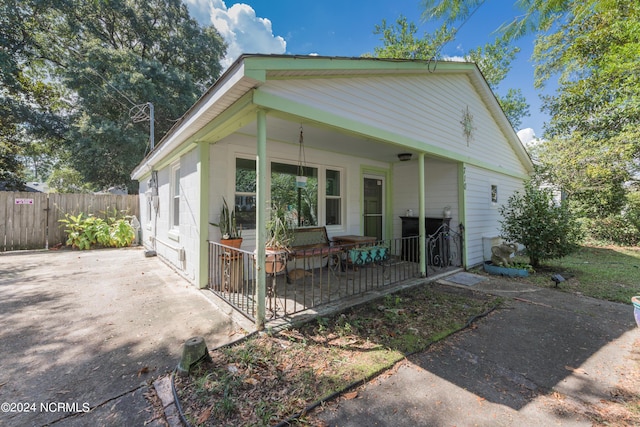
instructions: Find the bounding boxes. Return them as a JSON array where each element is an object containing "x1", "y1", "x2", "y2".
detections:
[{"x1": 131, "y1": 54, "x2": 533, "y2": 180}]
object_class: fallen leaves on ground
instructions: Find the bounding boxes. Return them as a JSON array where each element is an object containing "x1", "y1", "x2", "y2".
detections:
[{"x1": 173, "y1": 283, "x2": 496, "y2": 426}]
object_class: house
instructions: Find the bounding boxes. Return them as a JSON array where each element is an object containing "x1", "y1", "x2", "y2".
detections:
[{"x1": 131, "y1": 54, "x2": 534, "y2": 328}]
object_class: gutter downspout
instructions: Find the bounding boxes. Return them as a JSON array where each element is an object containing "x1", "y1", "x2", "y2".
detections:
[
  {"x1": 418, "y1": 152, "x2": 426, "y2": 277},
  {"x1": 255, "y1": 109, "x2": 267, "y2": 329}
]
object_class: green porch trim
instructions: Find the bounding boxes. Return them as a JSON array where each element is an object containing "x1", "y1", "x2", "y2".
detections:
[
  {"x1": 153, "y1": 142, "x2": 197, "y2": 176},
  {"x1": 145, "y1": 94, "x2": 255, "y2": 175},
  {"x1": 255, "y1": 109, "x2": 267, "y2": 330},
  {"x1": 196, "y1": 141, "x2": 210, "y2": 289},
  {"x1": 253, "y1": 90, "x2": 528, "y2": 180},
  {"x1": 458, "y1": 163, "x2": 468, "y2": 269},
  {"x1": 359, "y1": 165, "x2": 393, "y2": 241},
  {"x1": 243, "y1": 55, "x2": 477, "y2": 74},
  {"x1": 418, "y1": 153, "x2": 426, "y2": 277},
  {"x1": 190, "y1": 92, "x2": 257, "y2": 143}
]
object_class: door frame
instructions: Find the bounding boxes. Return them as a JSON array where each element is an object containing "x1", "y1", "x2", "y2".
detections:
[{"x1": 360, "y1": 166, "x2": 392, "y2": 240}]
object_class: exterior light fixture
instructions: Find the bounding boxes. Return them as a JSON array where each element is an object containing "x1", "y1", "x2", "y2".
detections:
[{"x1": 397, "y1": 153, "x2": 412, "y2": 161}]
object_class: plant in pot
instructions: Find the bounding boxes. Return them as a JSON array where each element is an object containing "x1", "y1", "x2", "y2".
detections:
[
  {"x1": 265, "y1": 202, "x2": 293, "y2": 274},
  {"x1": 211, "y1": 198, "x2": 243, "y2": 248}
]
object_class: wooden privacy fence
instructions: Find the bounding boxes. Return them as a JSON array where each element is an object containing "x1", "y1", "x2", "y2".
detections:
[{"x1": 0, "y1": 192, "x2": 139, "y2": 252}]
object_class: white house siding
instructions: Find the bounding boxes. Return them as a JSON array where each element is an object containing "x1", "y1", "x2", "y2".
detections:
[
  {"x1": 179, "y1": 148, "x2": 202, "y2": 282},
  {"x1": 261, "y1": 75, "x2": 525, "y2": 174},
  {"x1": 138, "y1": 178, "x2": 150, "y2": 243},
  {"x1": 209, "y1": 132, "x2": 390, "y2": 249},
  {"x1": 392, "y1": 157, "x2": 460, "y2": 240},
  {"x1": 464, "y1": 164, "x2": 525, "y2": 266},
  {"x1": 137, "y1": 147, "x2": 201, "y2": 282}
]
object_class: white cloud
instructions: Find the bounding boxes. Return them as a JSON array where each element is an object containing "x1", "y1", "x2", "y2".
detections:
[
  {"x1": 184, "y1": 0, "x2": 286, "y2": 69},
  {"x1": 517, "y1": 128, "x2": 539, "y2": 147},
  {"x1": 443, "y1": 55, "x2": 466, "y2": 62}
]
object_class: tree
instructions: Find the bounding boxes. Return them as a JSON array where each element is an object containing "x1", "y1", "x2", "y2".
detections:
[
  {"x1": 47, "y1": 167, "x2": 94, "y2": 194},
  {"x1": 533, "y1": 1, "x2": 640, "y2": 216},
  {"x1": 0, "y1": 140, "x2": 26, "y2": 190},
  {"x1": 371, "y1": 16, "x2": 529, "y2": 129},
  {"x1": 371, "y1": 16, "x2": 452, "y2": 60},
  {"x1": 0, "y1": 0, "x2": 68, "y2": 189},
  {"x1": 0, "y1": 0, "x2": 226, "y2": 191},
  {"x1": 499, "y1": 179, "x2": 582, "y2": 267}
]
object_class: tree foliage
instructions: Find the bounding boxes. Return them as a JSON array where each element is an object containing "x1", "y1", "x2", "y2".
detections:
[
  {"x1": 499, "y1": 179, "x2": 582, "y2": 267},
  {"x1": 371, "y1": 16, "x2": 452, "y2": 60},
  {"x1": 0, "y1": 0, "x2": 226, "y2": 191},
  {"x1": 533, "y1": 1, "x2": 640, "y2": 217}
]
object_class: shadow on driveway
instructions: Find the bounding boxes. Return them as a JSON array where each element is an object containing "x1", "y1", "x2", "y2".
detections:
[
  {"x1": 0, "y1": 247, "x2": 243, "y2": 426},
  {"x1": 311, "y1": 276, "x2": 638, "y2": 426}
]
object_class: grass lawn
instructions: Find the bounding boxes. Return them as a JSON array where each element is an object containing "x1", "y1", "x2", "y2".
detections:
[
  {"x1": 512, "y1": 244, "x2": 640, "y2": 304},
  {"x1": 170, "y1": 244, "x2": 640, "y2": 427}
]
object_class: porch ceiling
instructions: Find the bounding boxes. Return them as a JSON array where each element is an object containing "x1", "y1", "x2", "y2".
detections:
[{"x1": 236, "y1": 115, "x2": 415, "y2": 164}]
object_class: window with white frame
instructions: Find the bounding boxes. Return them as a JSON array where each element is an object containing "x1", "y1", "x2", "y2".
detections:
[
  {"x1": 233, "y1": 158, "x2": 342, "y2": 229},
  {"x1": 326, "y1": 169, "x2": 342, "y2": 225},
  {"x1": 171, "y1": 163, "x2": 180, "y2": 228},
  {"x1": 235, "y1": 158, "x2": 256, "y2": 230}
]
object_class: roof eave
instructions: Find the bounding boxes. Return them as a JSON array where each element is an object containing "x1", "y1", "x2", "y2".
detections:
[{"x1": 131, "y1": 59, "x2": 264, "y2": 180}]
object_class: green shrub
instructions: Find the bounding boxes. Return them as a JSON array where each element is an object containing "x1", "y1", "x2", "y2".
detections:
[
  {"x1": 499, "y1": 180, "x2": 583, "y2": 267},
  {"x1": 59, "y1": 210, "x2": 135, "y2": 249},
  {"x1": 584, "y1": 215, "x2": 640, "y2": 246}
]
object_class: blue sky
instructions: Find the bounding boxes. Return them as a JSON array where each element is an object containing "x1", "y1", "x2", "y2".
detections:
[{"x1": 185, "y1": 0, "x2": 548, "y2": 142}]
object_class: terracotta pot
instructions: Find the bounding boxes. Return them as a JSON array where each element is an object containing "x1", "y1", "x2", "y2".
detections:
[
  {"x1": 265, "y1": 250, "x2": 287, "y2": 274},
  {"x1": 220, "y1": 238, "x2": 243, "y2": 249}
]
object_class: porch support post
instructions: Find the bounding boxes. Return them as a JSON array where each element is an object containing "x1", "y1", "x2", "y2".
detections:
[
  {"x1": 418, "y1": 152, "x2": 426, "y2": 277},
  {"x1": 196, "y1": 140, "x2": 210, "y2": 288},
  {"x1": 255, "y1": 109, "x2": 267, "y2": 330}
]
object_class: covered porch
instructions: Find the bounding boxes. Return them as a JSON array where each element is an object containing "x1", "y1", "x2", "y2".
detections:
[
  {"x1": 206, "y1": 107, "x2": 464, "y2": 328},
  {"x1": 208, "y1": 227, "x2": 463, "y2": 324}
]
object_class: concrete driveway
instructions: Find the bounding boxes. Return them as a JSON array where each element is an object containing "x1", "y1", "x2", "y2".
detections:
[{"x1": 0, "y1": 247, "x2": 243, "y2": 426}]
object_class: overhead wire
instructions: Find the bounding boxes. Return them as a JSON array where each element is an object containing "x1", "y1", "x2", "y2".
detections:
[{"x1": 427, "y1": 0, "x2": 487, "y2": 72}]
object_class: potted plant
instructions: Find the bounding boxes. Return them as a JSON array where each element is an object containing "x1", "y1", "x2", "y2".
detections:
[
  {"x1": 211, "y1": 198, "x2": 243, "y2": 248},
  {"x1": 265, "y1": 203, "x2": 293, "y2": 274}
]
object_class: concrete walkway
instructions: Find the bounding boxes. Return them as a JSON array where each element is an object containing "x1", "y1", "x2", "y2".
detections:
[
  {"x1": 3, "y1": 249, "x2": 638, "y2": 426},
  {"x1": 0, "y1": 248, "x2": 243, "y2": 426},
  {"x1": 310, "y1": 273, "x2": 639, "y2": 426}
]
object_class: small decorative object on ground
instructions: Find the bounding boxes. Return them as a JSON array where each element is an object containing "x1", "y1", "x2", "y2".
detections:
[
  {"x1": 490, "y1": 243, "x2": 518, "y2": 267},
  {"x1": 632, "y1": 296, "x2": 640, "y2": 327},
  {"x1": 483, "y1": 260, "x2": 531, "y2": 277}
]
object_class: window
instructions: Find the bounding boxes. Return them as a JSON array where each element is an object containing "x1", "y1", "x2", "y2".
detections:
[
  {"x1": 232, "y1": 158, "x2": 342, "y2": 229},
  {"x1": 271, "y1": 162, "x2": 318, "y2": 227},
  {"x1": 491, "y1": 184, "x2": 498, "y2": 205},
  {"x1": 235, "y1": 158, "x2": 256, "y2": 230},
  {"x1": 326, "y1": 169, "x2": 342, "y2": 225},
  {"x1": 171, "y1": 164, "x2": 180, "y2": 228}
]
